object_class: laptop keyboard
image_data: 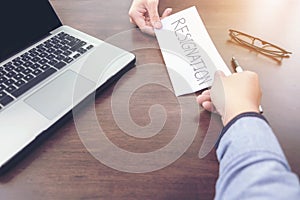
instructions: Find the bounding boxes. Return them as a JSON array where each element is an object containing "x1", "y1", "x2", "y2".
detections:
[{"x1": 0, "y1": 32, "x2": 94, "y2": 110}]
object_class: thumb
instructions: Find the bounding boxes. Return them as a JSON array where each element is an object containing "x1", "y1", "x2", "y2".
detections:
[
  {"x1": 212, "y1": 70, "x2": 225, "y2": 87},
  {"x1": 147, "y1": 0, "x2": 162, "y2": 29},
  {"x1": 214, "y1": 70, "x2": 225, "y2": 79}
]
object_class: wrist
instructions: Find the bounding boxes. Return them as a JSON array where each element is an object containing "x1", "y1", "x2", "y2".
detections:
[
  {"x1": 215, "y1": 112, "x2": 267, "y2": 148},
  {"x1": 222, "y1": 103, "x2": 260, "y2": 126}
]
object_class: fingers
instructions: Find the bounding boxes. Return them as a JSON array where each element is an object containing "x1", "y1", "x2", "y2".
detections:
[
  {"x1": 201, "y1": 89, "x2": 210, "y2": 95},
  {"x1": 129, "y1": 7, "x2": 156, "y2": 36},
  {"x1": 196, "y1": 90, "x2": 216, "y2": 113},
  {"x1": 133, "y1": 18, "x2": 156, "y2": 36},
  {"x1": 128, "y1": 0, "x2": 172, "y2": 36},
  {"x1": 161, "y1": 8, "x2": 172, "y2": 19},
  {"x1": 140, "y1": 26, "x2": 156, "y2": 36},
  {"x1": 214, "y1": 70, "x2": 225, "y2": 80},
  {"x1": 201, "y1": 101, "x2": 216, "y2": 113},
  {"x1": 132, "y1": 17, "x2": 146, "y2": 29},
  {"x1": 197, "y1": 90, "x2": 211, "y2": 104},
  {"x1": 147, "y1": 0, "x2": 161, "y2": 29},
  {"x1": 128, "y1": 6, "x2": 146, "y2": 27}
]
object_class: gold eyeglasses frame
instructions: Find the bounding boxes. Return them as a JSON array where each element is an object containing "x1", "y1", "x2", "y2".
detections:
[{"x1": 229, "y1": 29, "x2": 292, "y2": 61}]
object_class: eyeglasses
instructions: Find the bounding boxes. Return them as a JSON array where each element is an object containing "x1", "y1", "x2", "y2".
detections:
[{"x1": 229, "y1": 29, "x2": 292, "y2": 62}]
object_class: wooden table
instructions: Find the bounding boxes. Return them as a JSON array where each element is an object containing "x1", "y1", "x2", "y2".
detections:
[{"x1": 1, "y1": 0, "x2": 299, "y2": 199}]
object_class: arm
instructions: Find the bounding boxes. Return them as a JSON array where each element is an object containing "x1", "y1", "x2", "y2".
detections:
[
  {"x1": 197, "y1": 71, "x2": 300, "y2": 199},
  {"x1": 215, "y1": 113, "x2": 300, "y2": 199}
]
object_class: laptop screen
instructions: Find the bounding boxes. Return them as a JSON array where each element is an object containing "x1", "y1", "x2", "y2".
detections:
[{"x1": 0, "y1": 0, "x2": 62, "y2": 62}]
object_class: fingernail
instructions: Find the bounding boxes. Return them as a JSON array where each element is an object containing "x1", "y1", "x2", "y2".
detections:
[
  {"x1": 154, "y1": 21, "x2": 162, "y2": 29},
  {"x1": 166, "y1": 8, "x2": 172, "y2": 13}
]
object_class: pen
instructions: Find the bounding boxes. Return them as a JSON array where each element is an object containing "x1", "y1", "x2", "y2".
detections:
[
  {"x1": 231, "y1": 57, "x2": 263, "y2": 113},
  {"x1": 231, "y1": 57, "x2": 243, "y2": 73}
]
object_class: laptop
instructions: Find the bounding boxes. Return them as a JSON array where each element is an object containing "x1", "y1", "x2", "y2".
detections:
[{"x1": 0, "y1": 0, "x2": 135, "y2": 172}]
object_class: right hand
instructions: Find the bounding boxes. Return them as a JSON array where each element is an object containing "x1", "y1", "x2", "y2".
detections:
[
  {"x1": 197, "y1": 71, "x2": 262, "y2": 126},
  {"x1": 128, "y1": 0, "x2": 172, "y2": 36}
]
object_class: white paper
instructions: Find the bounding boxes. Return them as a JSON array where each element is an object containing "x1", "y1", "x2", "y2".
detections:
[{"x1": 155, "y1": 6, "x2": 231, "y2": 96}]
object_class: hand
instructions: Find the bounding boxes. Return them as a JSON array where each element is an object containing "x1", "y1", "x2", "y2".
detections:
[
  {"x1": 197, "y1": 71, "x2": 262, "y2": 126},
  {"x1": 128, "y1": 0, "x2": 172, "y2": 36}
]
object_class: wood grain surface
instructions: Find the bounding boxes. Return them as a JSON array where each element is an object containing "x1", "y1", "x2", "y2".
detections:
[{"x1": 0, "y1": 0, "x2": 299, "y2": 199}]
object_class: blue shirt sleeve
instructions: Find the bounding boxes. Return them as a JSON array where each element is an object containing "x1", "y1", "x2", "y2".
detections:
[{"x1": 215, "y1": 112, "x2": 300, "y2": 200}]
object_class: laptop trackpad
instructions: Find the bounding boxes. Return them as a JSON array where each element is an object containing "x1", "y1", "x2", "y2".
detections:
[{"x1": 25, "y1": 70, "x2": 95, "y2": 120}]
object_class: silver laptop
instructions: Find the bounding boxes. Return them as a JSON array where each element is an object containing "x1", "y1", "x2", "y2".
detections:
[{"x1": 0, "y1": 0, "x2": 135, "y2": 172}]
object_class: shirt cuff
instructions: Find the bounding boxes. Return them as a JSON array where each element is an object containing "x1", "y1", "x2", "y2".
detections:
[{"x1": 215, "y1": 112, "x2": 267, "y2": 148}]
